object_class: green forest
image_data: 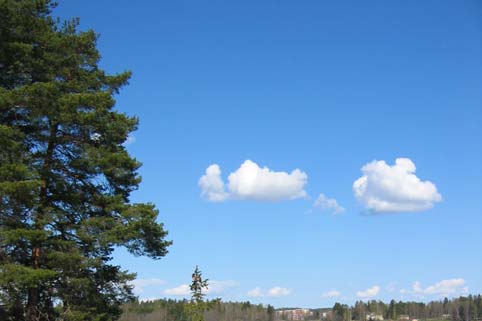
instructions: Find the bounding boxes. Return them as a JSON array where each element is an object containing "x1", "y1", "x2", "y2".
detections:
[
  {"x1": 118, "y1": 295, "x2": 482, "y2": 321},
  {"x1": 331, "y1": 295, "x2": 482, "y2": 321}
]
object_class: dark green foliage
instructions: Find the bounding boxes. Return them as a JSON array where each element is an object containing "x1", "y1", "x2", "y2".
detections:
[
  {"x1": 267, "y1": 304, "x2": 275, "y2": 321},
  {"x1": 186, "y1": 266, "x2": 220, "y2": 321},
  {"x1": 0, "y1": 1, "x2": 172, "y2": 320},
  {"x1": 333, "y1": 302, "x2": 351, "y2": 321},
  {"x1": 190, "y1": 266, "x2": 209, "y2": 303}
]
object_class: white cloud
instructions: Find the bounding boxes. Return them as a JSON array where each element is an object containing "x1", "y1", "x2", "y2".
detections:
[
  {"x1": 353, "y1": 158, "x2": 442, "y2": 213},
  {"x1": 247, "y1": 286, "x2": 291, "y2": 298},
  {"x1": 163, "y1": 284, "x2": 190, "y2": 296},
  {"x1": 411, "y1": 279, "x2": 468, "y2": 296},
  {"x1": 267, "y1": 286, "x2": 291, "y2": 297},
  {"x1": 199, "y1": 164, "x2": 229, "y2": 202},
  {"x1": 322, "y1": 290, "x2": 341, "y2": 298},
  {"x1": 228, "y1": 160, "x2": 307, "y2": 201},
  {"x1": 356, "y1": 285, "x2": 380, "y2": 298},
  {"x1": 163, "y1": 280, "x2": 238, "y2": 297},
  {"x1": 314, "y1": 193, "x2": 345, "y2": 215},
  {"x1": 130, "y1": 278, "x2": 166, "y2": 294},
  {"x1": 247, "y1": 287, "x2": 263, "y2": 297},
  {"x1": 199, "y1": 160, "x2": 308, "y2": 202},
  {"x1": 205, "y1": 280, "x2": 239, "y2": 294}
]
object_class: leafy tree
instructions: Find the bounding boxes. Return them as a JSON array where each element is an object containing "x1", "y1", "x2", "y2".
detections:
[{"x1": 0, "y1": 1, "x2": 172, "y2": 320}]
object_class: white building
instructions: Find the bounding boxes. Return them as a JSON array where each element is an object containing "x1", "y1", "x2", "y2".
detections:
[{"x1": 366, "y1": 313, "x2": 384, "y2": 321}]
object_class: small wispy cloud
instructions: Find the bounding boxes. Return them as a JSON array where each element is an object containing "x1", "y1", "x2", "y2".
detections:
[
  {"x1": 401, "y1": 278, "x2": 468, "y2": 297},
  {"x1": 386, "y1": 282, "x2": 397, "y2": 293},
  {"x1": 356, "y1": 285, "x2": 380, "y2": 298},
  {"x1": 321, "y1": 290, "x2": 341, "y2": 298},
  {"x1": 163, "y1": 280, "x2": 239, "y2": 297},
  {"x1": 247, "y1": 287, "x2": 263, "y2": 298},
  {"x1": 130, "y1": 278, "x2": 166, "y2": 294},
  {"x1": 247, "y1": 286, "x2": 291, "y2": 298},
  {"x1": 206, "y1": 280, "x2": 239, "y2": 294},
  {"x1": 163, "y1": 284, "x2": 190, "y2": 296},
  {"x1": 268, "y1": 286, "x2": 291, "y2": 297},
  {"x1": 313, "y1": 193, "x2": 345, "y2": 215}
]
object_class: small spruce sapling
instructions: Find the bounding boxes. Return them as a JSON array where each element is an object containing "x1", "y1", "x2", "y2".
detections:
[{"x1": 186, "y1": 266, "x2": 219, "y2": 321}]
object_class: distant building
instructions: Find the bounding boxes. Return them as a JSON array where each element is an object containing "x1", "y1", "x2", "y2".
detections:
[
  {"x1": 322, "y1": 311, "x2": 333, "y2": 319},
  {"x1": 277, "y1": 309, "x2": 314, "y2": 321},
  {"x1": 366, "y1": 313, "x2": 384, "y2": 321},
  {"x1": 399, "y1": 315, "x2": 410, "y2": 321}
]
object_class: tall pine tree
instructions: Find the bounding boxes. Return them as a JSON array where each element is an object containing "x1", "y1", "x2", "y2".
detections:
[{"x1": 0, "y1": 1, "x2": 172, "y2": 320}]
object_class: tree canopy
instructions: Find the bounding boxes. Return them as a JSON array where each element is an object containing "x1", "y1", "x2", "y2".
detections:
[{"x1": 0, "y1": 1, "x2": 172, "y2": 320}]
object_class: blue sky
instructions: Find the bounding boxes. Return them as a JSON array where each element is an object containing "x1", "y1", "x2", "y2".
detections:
[{"x1": 55, "y1": 1, "x2": 482, "y2": 308}]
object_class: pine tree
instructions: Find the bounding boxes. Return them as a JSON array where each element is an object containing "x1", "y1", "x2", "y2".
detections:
[{"x1": 0, "y1": 1, "x2": 172, "y2": 320}]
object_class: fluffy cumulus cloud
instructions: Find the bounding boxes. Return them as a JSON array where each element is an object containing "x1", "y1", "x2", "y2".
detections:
[
  {"x1": 247, "y1": 286, "x2": 291, "y2": 298},
  {"x1": 321, "y1": 290, "x2": 341, "y2": 298},
  {"x1": 353, "y1": 158, "x2": 442, "y2": 213},
  {"x1": 409, "y1": 279, "x2": 468, "y2": 297},
  {"x1": 199, "y1": 160, "x2": 308, "y2": 202},
  {"x1": 314, "y1": 193, "x2": 345, "y2": 215},
  {"x1": 356, "y1": 285, "x2": 380, "y2": 298},
  {"x1": 199, "y1": 164, "x2": 229, "y2": 202},
  {"x1": 130, "y1": 278, "x2": 166, "y2": 294}
]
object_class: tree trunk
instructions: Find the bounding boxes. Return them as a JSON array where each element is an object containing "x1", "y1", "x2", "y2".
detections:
[{"x1": 26, "y1": 122, "x2": 57, "y2": 321}]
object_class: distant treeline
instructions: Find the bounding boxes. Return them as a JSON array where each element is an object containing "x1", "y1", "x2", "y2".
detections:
[
  {"x1": 119, "y1": 299, "x2": 276, "y2": 321},
  {"x1": 330, "y1": 295, "x2": 482, "y2": 321},
  {"x1": 119, "y1": 295, "x2": 482, "y2": 321}
]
